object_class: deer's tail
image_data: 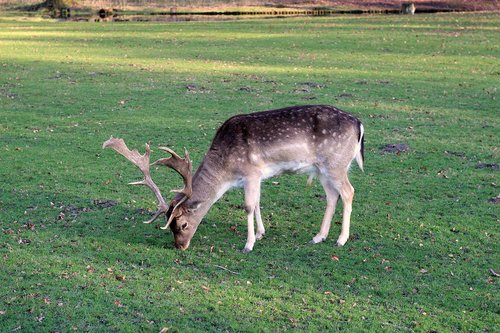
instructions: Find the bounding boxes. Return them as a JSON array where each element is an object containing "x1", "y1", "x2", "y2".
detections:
[{"x1": 355, "y1": 123, "x2": 365, "y2": 172}]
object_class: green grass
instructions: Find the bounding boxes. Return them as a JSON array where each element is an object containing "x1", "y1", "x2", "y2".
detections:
[{"x1": 0, "y1": 13, "x2": 498, "y2": 332}]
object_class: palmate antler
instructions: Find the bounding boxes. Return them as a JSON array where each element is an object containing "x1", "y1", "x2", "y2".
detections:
[{"x1": 102, "y1": 137, "x2": 192, "y2": 229}]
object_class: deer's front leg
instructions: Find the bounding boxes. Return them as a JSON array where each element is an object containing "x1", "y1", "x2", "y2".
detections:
[{"x1": 242, "y1": 177, "x2": 261, "y2": 253}]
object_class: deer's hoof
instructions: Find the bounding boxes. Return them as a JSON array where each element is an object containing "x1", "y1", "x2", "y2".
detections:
[
  {"x1": 241, "y1": 247, "x2": 252, "y2": 254},
  {"x1": 310, "y1": 235, "x2": 326, "y2": 244},
  {"x1": 256, "y1": 232, "x2": 265, "y2": 240},
  {"x1": 335, "y1": 238, "x2": 347, "y2": 247}
]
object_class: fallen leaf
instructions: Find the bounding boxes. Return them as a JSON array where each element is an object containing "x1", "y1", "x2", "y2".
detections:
[
  {"x1": 419, "y1": 269, "x2": 428, "y2": 274},
  {"x1": 201, "y1": 285, "x2": 210, "y2": 293},
  {"x1": 115, "y1": 275, "x2": 126, "y2": 281},
  {"x1": 86, "y1": 265, "x2": 95, "y2": 273},
  {"x1": 114, "y1": 300, "x2": 123, "y2": 307},
  {"x1": 331, "y1": 255, "x2": 340, "y2": 261},
  {"x1": 43, "y1": 297, "x2": 51, "y2": 305},
  {"x1": 18, "y1": 239, "x2": 31, "y2": 245},
  {"x1": 0, "y1": 310, "x2": 5, "y2": 315},
  {"x1": 159, "y1": 328, "x2": 170, "y2": 333},
  {"x1": 437, "y1": 169, "x2": 449, "y2": 178},
  {"x1": 339, "y1": 299, "x2": 346, "y2": 304}
]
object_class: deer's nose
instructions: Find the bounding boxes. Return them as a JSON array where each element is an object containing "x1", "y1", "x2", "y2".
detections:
[{"x1": 175, "y1": 241, "x2": 190, "y2": 251}]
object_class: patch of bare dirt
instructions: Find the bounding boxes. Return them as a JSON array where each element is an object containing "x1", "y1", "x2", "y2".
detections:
[
  {"x1": 381, "y1": 143, "x2": 410, "y2": 154},
  {"x1": 476, "y1": 163, "x2": 499, "y2": 170},
  {"x1": 93, "y1": 199, "x2": 118, "y2": 208},
  {"x1": 488, "y1": 195, "x2": 500, "y2": 204}
]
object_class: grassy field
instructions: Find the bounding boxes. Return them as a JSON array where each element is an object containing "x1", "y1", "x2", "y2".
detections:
[{"x1": 0, "y1": 12, "x2": 499, "y2": 332}]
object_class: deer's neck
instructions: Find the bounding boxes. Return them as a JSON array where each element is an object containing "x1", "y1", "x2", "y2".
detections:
[{"x1": 185, "y1": 151, "x2": 233, "y2": 223}]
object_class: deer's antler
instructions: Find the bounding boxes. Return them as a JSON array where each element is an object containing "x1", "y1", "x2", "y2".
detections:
[
  {"x1": 102, "y1": 137, "x2": 168, "y2": 224},
  {"x1": 153, "y1": 147, "x2": 193, "y2": 229},
  {"x1": 154, "y1": 147, "x2": 192, "y2": 197}
]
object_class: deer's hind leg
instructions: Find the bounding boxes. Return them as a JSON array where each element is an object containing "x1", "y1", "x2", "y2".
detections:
[
  {"x1": 311, "y1": 174, "x2": 340, "y2": 244},
  {"x1": 255, "y1": 201, "x2": 265, "y2": 240},
  {"x1": 335, "y1": 175, "x2": 354, "y2": 247}
]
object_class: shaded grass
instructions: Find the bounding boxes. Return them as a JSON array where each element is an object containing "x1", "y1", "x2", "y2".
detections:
[{"x1": 0, "y1": 13, "x2": 499, "y2": 332}]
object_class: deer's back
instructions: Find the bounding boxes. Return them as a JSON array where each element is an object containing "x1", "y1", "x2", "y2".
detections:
[{"x1": 208, "y1": 105, "x2": 362, "y2": 177}]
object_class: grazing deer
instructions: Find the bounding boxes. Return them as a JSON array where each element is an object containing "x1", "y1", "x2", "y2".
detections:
[{"x1": 103, "y1": 105, "x2": 364, "y2": 253}]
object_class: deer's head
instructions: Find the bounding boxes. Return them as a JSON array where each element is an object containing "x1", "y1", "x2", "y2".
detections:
[
  {"x1": 103, "y1": 138, "x2": 197, "y2": 250},
  {"x1": 164, "y1": 196, "x2": 203, "y2": 250}
]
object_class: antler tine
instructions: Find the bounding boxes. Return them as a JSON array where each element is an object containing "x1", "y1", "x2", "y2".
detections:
[
  {"x1": 160, "y1": 195, "x2": 189, "y2": 230},
  {"x1": 153, "y1": 147, "x2": 193, "y2": 198},
  {"x1": 102, "y1": 137, "x2": 168, "y2": 224}
]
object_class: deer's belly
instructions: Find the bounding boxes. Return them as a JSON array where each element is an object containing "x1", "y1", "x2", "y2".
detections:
[
  {"x1": 215, "y1": 161, "x2": 316, "y2": 201},
  {"x1": 261, "y1": 161, "x2": 316, "y2": 179}
]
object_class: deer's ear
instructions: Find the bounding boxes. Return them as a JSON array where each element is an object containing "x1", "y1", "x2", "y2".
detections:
[{"x1": 186, "y1": 201, "x2": 202, "y2": 213}]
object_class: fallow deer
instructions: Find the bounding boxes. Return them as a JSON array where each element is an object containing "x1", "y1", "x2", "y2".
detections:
[{"x1": 103, "y1": 105, "x2": 364, "y2": 253}]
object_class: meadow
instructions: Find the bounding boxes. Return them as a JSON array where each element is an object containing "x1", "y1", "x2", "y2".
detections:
[{"x1": 0, "y1": 12, "x2": 498, "y2": 332}]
